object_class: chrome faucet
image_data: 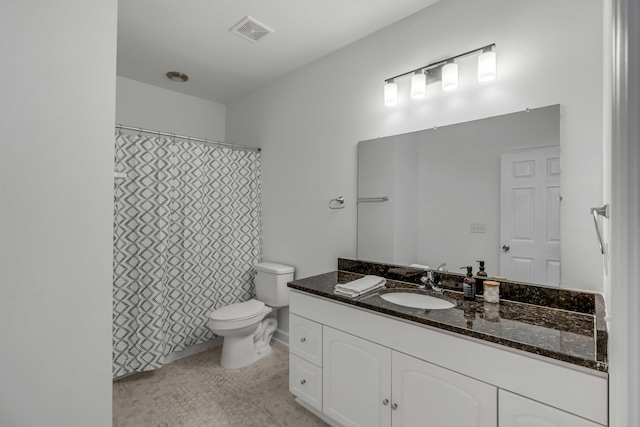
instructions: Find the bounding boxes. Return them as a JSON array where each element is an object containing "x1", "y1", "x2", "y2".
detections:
[
  {"x1": 436, "y1": 262, "x2": 448, "y2": 272},
  {"x1": 420, "y1": 271, "x2": 444, "y2": 293}
]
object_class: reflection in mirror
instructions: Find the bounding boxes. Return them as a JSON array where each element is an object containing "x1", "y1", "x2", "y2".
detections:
[{"x1": 357, "y1": 105, "x2": 560, "y2": 287}]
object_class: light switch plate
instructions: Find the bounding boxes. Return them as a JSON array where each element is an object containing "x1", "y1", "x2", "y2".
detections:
[{"x1": 470, "y1": 223, "x2": 486, "y2": 233}]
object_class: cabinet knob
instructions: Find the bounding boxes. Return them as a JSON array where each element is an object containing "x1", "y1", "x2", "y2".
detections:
[
  {"x1": 300, "y1": 337, "x2": 306, "y2": 342},
  {"x1": 300, "y1": 379, "x2": 306, "y2": 385},
  {"x1": 391, "y1": 403, "x2": 398, "y2": 410},
  {"x1": 382, "y1": 399, "x2": 389, "y2": 406}
]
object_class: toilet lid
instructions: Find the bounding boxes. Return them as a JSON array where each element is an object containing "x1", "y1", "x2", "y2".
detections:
[{"x1": 209, "y1": 299, "x2": 266, "y2": 322}]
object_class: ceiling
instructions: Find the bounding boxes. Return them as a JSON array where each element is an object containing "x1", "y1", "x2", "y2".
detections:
[{"x1": 117, "y1": 0, "x2": 441, "y2": 105}]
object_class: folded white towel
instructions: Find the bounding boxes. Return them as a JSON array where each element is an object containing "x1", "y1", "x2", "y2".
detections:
[
  {"x1": 409, "y1": 263, "x2": 431, "y2": 270},
  {"x1": 334, "y1": 275, "x2": 386, "y2": 298}
]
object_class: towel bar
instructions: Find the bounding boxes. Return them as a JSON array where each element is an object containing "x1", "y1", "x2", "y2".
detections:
[
  {"x1": 357, "y1": 196, "x2": 389, "y2": 203},
  {"x1": 591, "y1": 204, "x2": 609, "y2": 255}
]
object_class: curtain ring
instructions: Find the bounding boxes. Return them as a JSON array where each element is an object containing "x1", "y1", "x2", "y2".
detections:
[{"x1": 137, "y1": 127, "x2": 142, "y2": 137}]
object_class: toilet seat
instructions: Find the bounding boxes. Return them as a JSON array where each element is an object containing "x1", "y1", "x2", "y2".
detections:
[
  {"x1": 208, "y1": 299, "x2": 272, "y2": 332},
  {"x1": 209, "y1": 299, "x2": 266, "y2": 322}
]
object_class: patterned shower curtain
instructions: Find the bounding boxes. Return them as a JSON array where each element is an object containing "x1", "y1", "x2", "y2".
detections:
[{"x1": 112, "y1": 133, "x2": 261, "y2": 378}]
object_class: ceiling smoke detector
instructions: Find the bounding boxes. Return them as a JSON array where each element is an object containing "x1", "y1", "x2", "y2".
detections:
[{"x1": 229, "y1": 16, "x2": 274, "y2": 43}]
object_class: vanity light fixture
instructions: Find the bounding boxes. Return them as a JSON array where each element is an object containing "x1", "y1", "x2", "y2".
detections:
[
  {"x1": 441, "y1": 61, "x2": 459, "y2": 91},
  {"x1": 478, "y1": 47, "x2": 497, "y2": 81},
  {"x1": 410, "y1": 71, "x2": 426, "y2": 99},
  {"x1": 384, "y1": 79, "x2": 398, "y2": 106},
  {"x1": 383, "y1": 43, "x2": 496, "y2": 106}
]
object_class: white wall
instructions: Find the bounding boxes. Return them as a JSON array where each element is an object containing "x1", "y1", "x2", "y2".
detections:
[
  {"x1": 0, "y1": 1, "x2": 116, "y2": 426},
  {"x1": 226, "y1": 0, "x2": 604, "y2": 292},
  {"x1": 116, "y1": 76, "x2": 226, "y2": 141}
]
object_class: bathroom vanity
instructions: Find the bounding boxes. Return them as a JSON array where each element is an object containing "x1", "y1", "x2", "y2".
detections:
[{"x1": 287, "y1": 261, "x2": 608, "y2": 427}]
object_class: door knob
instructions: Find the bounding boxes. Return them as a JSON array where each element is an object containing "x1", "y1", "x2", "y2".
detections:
[
  {"x1": 391, "y1": 403, "x2": 398, "y2": 410},
  {"x1": 300, "y1": 379, "x2": 306, "y2": 385},
  {"x1": 502, "y1": 244, "x2": 510, "y2": 252},
  {"x1": 300, "y1": 337, "x2": 306, "y2": 342},
  {"x1": 382, "y1": 399, "x2": 389, "y2": 406}
]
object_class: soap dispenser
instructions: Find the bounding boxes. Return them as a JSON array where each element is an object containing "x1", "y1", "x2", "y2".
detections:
[
  {"x1": 476, "y1": 260, "x2": 488, "y2": 278},
  {"x1": 475, "y1": 260, "x2": 488, "y2": 296},
  {"x1": 460, "y1": 266, "x2": 476, "y2": 301}
]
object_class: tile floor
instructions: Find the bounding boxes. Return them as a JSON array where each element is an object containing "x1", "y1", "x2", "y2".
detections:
[{"x1": 113, "y1": 341, "x2": 330, "y2": 427}]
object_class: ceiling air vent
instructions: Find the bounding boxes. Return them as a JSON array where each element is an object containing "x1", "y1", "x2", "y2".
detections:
[{"x1": 229, "y1": 16, "x2": 274, "y2": 43}]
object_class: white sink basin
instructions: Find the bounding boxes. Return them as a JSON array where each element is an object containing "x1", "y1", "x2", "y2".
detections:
[{"x1": 380, "y1": 292, "x2": 455, "y2": 310}]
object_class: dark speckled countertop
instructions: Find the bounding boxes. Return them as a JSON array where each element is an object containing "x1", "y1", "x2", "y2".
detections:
[{"x1": 288, "y1": 270, "x2": 608, "y2": 373}]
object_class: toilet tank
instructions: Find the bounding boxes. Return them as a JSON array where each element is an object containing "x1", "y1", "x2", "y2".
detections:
[{"x1": 254, "y1": 262, "x2": 295, "y2": 307}]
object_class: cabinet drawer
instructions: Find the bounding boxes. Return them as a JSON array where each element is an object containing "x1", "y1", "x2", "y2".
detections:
[
  {"x1": 290, "y1": 354, "x2": 322, "y2": 412},
  {"x1": 290, "y1": 314, "x2": 322, "y2": 366}
]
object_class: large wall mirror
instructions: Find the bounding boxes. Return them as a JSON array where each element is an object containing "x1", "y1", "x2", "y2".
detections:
[{"x1": 357, "y1": 105, "x2": 560, "y2": 287}]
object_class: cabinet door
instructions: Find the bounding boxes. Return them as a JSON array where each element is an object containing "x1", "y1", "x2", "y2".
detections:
[
  {"x1": 392, "y1": 351, "x2": 497, "y2": 427},
  {"x1": 499, "y1": 390, "x2": 604, "y2": 427},
  {"x1": 323, "y1": 327, "x2": 391, "y2": 427}
]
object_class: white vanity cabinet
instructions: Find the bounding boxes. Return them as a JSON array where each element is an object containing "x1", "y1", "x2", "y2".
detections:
[
  {"x1": 302, "y1": 324, "x2": 497, "y2": 427},
  {"x1": 288, "y1": 290, "x2": 608, "y2": 427},
  {"x1": 499, "y1": 390, "x2": 604, "y2": 427}
]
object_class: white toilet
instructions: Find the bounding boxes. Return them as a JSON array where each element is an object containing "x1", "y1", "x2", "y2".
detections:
[{"x1": 207, "y1": 262, "x2": 294, "y2": 369}]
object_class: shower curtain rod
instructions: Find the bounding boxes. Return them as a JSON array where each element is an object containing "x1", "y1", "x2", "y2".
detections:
[{"x1": 115, "y1": 124, "x2": 261, "y2": 152}]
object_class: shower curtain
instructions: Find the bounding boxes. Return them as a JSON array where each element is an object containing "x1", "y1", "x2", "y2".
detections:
[{"x1": 112, "y1": 133, "x2": 261, "y2": 378}]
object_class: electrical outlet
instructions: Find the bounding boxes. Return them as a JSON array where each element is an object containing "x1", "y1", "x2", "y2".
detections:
[{"x1": 470, "y1": 223, "x2": 486, "y2": 233}]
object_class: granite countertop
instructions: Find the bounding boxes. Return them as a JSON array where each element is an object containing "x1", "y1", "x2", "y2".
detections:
[{"x1": 288, "y1": 270, "x2": 608, "y2": 373}]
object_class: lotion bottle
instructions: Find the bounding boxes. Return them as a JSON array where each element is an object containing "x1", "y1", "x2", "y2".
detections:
[{"x1": 460, "y1": 266, "x2": 476, "y2": 300}]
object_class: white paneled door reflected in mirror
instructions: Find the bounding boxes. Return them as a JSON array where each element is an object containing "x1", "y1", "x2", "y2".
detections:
[{"x1": 357, "y1": 105, "x2": 560, "y2": 287}]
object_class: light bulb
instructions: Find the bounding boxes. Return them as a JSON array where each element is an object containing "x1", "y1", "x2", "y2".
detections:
[
  {"x1": 410, "y1": 72, "x2": 426, "y2": 99},
  {"x1": 384, "y1": 81, "x2": 398, "y2": 106},
  {"x1": 478, "y1": 51, "x2": 497, "y2": 82},
  {"x1": 442, "y1": 63, "x2": 458, "y2": 91}
]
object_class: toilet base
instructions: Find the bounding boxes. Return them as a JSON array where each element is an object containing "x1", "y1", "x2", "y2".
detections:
[
  {"x1": 220, "y1": 335, "x2": 273, "y2": 369},
  {"x1": 219, "y1": 315, "x2": 278, "y2": 369}
]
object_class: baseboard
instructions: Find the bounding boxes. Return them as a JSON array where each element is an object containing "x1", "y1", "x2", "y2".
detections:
[
  {"x1": 164, "y1": 337, "x2": 223, "y2": 364},
  {"x1": 273, "y1": 328, "x2": 289, "y2": 346}
]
